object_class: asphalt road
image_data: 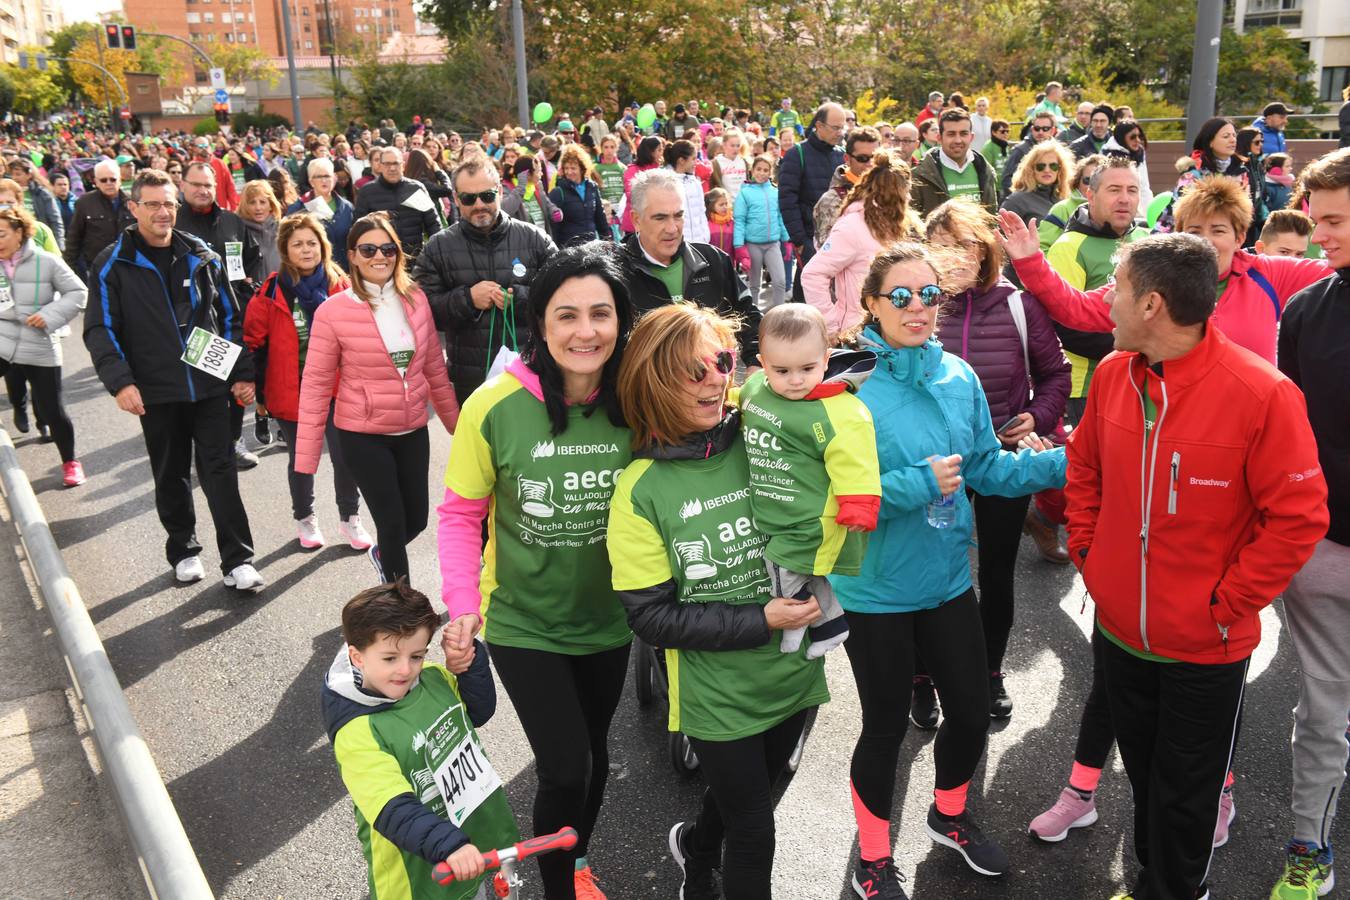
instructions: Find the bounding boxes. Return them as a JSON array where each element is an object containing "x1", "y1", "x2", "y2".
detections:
[{"x1": 10, "y1": 333, "x2": 1341, "y2": 900}]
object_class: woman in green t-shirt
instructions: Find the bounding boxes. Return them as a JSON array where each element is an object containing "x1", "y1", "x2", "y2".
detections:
[
  {"x1": 439, "y1": 243, "x2": 634, "y2": 899},
  {"x1": 607, "y1": 303, "x2": 829, "y2": 900}
]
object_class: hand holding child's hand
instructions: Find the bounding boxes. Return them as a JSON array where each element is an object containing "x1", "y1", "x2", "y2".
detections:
[
  {"x1": 441, "y1": 614, "x2": 480, "y2": 673},
  {"x1": 445, "y1": 843, "x2": 485, "y2": 881}
]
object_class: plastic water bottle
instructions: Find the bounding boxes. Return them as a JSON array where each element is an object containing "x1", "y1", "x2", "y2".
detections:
[{"x1": 926, "y1": 492, "x2": 956, "y2": 529}]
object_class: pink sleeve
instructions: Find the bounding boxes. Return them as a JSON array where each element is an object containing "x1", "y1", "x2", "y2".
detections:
[
  {"x1": 437, "y1": 487, "x2": 490, "y2": 622},
  {"x1": 294, "y1": 306, "x2": 339, "y2": 474},
  {"x1": 415, "y1": 297, "x2": 460, "y2": 432},
  {"x1": 1012, "y1": 252, "x2": 1114, "y2": 331},
  {"x1": 1258, "y1": 254, "x2": 1334, "y2": 310}
]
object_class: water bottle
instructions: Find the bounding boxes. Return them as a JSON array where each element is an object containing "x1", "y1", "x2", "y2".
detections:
[
  {"x1": 925, "y1": 454, "x2": 957, "y2": 529},
  {"x1": 926, "y1": 492, "x2": 957, "y2": 529}
]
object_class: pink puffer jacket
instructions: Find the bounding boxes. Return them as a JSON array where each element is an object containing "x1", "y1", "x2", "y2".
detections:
[{"x1": 294, "y1": 285, "x2": 458, "y2": 475}]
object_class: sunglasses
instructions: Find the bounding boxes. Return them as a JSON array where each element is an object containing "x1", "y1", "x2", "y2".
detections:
[
  {"x1": 355, "y1": 242, "x2": 399, "y2": 259},
  {"x1": 849, "y1": 153, "x2": 873, "y2": 164},
  {"x1": 458, "y1": 190, "x2": 498, "y2": 206},
  {"x1": 96, "y1": 177, "x2": 119, "y2": 183},
  {"x1": 1031, "y1": 125, "x2": 1054, "y2": 133},
  {"x1": 690, "y1": 348, "x2": 736, "y2": 382},
  {"x1": 1034, "y1": 162, "x2": 1061, "y2": 172},
  {"x1": 874, "y1": 284, "x2": 943, "y2": 308}
]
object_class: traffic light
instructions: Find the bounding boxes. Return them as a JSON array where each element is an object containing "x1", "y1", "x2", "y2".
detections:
[
  {"x1": 121, "y1": 25, "x2": 137, "y2": 51},
  {"x1": 105, "y1": 23, "x2": 121, "y2": 49},
  {"x1": 215, "y1": 106, "x2": 230, "y2": 125}
]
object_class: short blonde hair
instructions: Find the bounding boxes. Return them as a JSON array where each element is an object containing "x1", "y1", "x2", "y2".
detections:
[
  {"x1": 618, "y1": 304, "x2": 740, "y2": 451},
  {"x1": 1173, "y1": 175, "x2": 1253, "y2": 237},
  {"x1": 240, "y1": 180, "x2": 282, "y2": 220},
  {"x1": 1010, "y1": 140, "x2": 1073, "y2": 197}
]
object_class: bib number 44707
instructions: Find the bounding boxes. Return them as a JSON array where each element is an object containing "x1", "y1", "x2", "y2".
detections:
[{"x1": 434, "y1": 735, "x2": 502, "y2": 827}]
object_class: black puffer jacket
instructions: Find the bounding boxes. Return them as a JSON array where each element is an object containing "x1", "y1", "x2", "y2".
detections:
[
  {"x1": 84, "y1": 227, "x2": 253, "y2": 405},
  {"x1": 777, "y1": 131, "x2": 844, "y2": 251},
  {"x1": 547, "y1": 178, "x2": 609, "y2": 246},
  {"x1": 353, "y1": 176, "x2": 443, "y2": 259},
  {"x1": 64, "y1": 190, "x2": 135, "y2": 272},
  {"x1": 413, "y1": 212, "x2": 557, "y2": 403},
  {"x1": 175, "y1": 203, "x2": 266, "y2": 306}
]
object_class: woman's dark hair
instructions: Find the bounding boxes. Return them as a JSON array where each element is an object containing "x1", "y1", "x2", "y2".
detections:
[
  {"x1": 1192, "y1": 117, "x2": 1234, "y2": 170},
  {"x1": 664, "y1": 139, "x2": 696, "y2": 168},
  {"x1": 635, "y1": 135, "x2": 664, "y2": 168},
  {"x1": 403, "y1": 148, "x2": 438, "y2": 181},
  {"x1": 1236, "y1": 126, "x2": 1263, "y2": 160},
  {"x1": 520, "y1": 241, "x2": 634, "y2": 435},
  {"x1": 1113, "y1": 120, "x2": 1147, "y2": 153}
]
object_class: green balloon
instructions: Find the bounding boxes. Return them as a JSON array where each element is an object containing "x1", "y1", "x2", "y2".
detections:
[
  {"x1": 636, "y1": 103, "x2": 657, "y2": 130},
  {"x1": 532, "y1": 102, "x2": 554, "y2": 124},
  {"x1": 1146, "y1": 192, "x2": 1173, "y2": 230}
]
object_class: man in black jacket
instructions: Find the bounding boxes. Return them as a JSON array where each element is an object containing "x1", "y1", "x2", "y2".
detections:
[
  {"x1": 177, "y1": 160, "x2": 266, "y2": 467},
  {"x1": 621, "y1": 168, "x2": 761, "y2": 366},
  {"x1": 354, "y1": 147, "x2": 442, "y2": 259},
  {"x1": 778, "y1": 102, "x2": 846, "y2": 301},
  {"x1": 82, "y1": 169, "x2": 262, "y2": 592},
  {"x1": 1068, "y1": 104, "x2": 1116, "y2": 160},
  {"x1": 414, "y1": 157, "x2": 557, "y2": 404},
  {"x1": 1270, "y1": 146, "x2": 1350, "y2": 897},
  {"x1": 64, "y1": 159, "x2": 135, "y2": 279}
]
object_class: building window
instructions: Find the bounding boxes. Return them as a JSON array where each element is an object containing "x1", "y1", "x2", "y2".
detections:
[
  {"x1": 303, "y1": 22, "x2": 311, "y2": 31},
  {"x1": 225, "y1": 32, "x2": 234, "y2": 41},
  {"x1": 1322, "y1": 67, "x2": 1350, "y2": 103},
  {"x1": 1244, "y1": 0, "x2": 1301, "y2": 28},
  {"x1": 203, "y1": 12, "x2": 214, "y2": 22},
  {"x1": 186, "y1": 12, "x2": 200, "y2": 22},
  {"x1": 304, "y1": 39, "x2": 313, "y2": 48}
]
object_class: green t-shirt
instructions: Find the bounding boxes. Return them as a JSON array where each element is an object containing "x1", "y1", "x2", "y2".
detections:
[
  {"x1": 737, "y1": 372, "x2": 880, "y2": 575},
  {"x1": 772, "y1": 109, "x2": 802, "y2": 134},
  {"x1": 608, "y1": 432, "x2": 830, "y2": 740},
  {"x1": 445, "y1": 370, "x2": 633, "y2": 654},
  {"x1": 331, "y1": 665, "x2": 520, "y2": 900},
  {"x1": 595, "y1": 163, "x2": 625, "y2": 205},
  {"x1": 650, "y1": 255, "x2": 685, "y2": 301},
  {"x1": 292, "y1": 297, "x2": 310, "y2": 369},
  {"x1": 942, "y1": 160, "x2": 983, "y2": 203}
]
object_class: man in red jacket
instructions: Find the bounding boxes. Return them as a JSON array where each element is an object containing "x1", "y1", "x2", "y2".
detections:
[{"x1": 1066, "y1": 233, "x2": 1328, "y2": 900}]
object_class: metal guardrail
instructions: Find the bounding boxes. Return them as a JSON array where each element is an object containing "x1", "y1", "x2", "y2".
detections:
[{"x1": 0, "y1": 430, "x2": 214, "y2": 900}]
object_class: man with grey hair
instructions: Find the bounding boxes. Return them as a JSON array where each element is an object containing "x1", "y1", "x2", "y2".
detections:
[
  {"x1": 414, "y1": 155, "x2": 556, "y2": 403},
  {"x1": 354, "y1": 146, "x2": 442, "y2": 259},
  {"x1": 285, "y1": 156, "x2": 355, "y2": 270},
  {"x1": 621, "y1": 168, "x2": 761, "y2": 365},
  {"x1": 778, "y1": 101, "x2": 846, "y2": 301},
  {"x1": 64, "y1": 158, "x2": 134, "y2": 280}
]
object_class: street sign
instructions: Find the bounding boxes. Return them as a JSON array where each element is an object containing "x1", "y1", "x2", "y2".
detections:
[
  {"x1": 119, "y1": 107, "x2": 132, "y2": 120},
  {"x1": 209, "y1": 68, "x2": 227, "y2": 90},
  {"x1": 214, "y1": 88, "x2": 229, "y2": 104}
]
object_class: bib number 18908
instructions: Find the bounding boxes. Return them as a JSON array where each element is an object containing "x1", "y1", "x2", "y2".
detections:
[{"x1": 181, "y1": 326, "x2": 242, "y2": 381}]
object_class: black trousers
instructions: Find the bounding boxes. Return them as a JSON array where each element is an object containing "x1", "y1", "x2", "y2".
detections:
[
  {"x1": 274, "y1": 403, "x2": 360, "y2": 521},
  {"x1": 0, "y1": 361, "x2": 74, "y2": 461},
  {"x1": 687, "y1": 707, "x2": 812, "y2": 900},
  {"x1": 845, "y1": 588, "x2": 990, "y2": 820},
  {"x1": 1102, "y1": 636, "x2": 1247, "y2": 900},
  {"x1": 1073, "y1": 627, "x2": 1117, "y2": 769},
  {"x1": 488, "y1": 642, "x2": 631, "y2": 899},
  {"x1": 971, "y1": 489, "x2": 1033, "y2": 672},
  {"x1": 139, "y1": 397, "x2": 254, "y2": 574},
  {"x1": 335, "y1": 427, "x2": 429, "y2": 584}
]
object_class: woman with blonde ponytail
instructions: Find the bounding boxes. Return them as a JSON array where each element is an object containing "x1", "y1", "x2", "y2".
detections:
[{"x1": 801, "y1": 150, "x2": 923, "y2": 337}]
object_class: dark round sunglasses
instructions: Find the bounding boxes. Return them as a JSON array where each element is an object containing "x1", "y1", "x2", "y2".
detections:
[
  {"x1": 874, "y1": 285, "x2": 943, "y2": 308},
  {"x1": 458, "y1": 189, "x2": 498, "y2": 206},
  {"x1": 1035, "y1": 162, "x2": 1061, "y2": 172},
  {"x1": 355, "y1": 242, "x2": 399, "y2": 259},
  {"x1": 691, "y1": 348, "x2": 736, "y2": 382}
]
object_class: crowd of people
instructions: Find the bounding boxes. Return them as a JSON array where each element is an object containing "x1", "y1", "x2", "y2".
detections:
[{"x1": 2, "y1": 83, "x2": 1349, "y2": 900}]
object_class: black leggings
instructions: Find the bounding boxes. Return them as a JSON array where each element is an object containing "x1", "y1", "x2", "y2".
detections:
[
  {"x1": 972, "y1": 489, "x2": 1033, "y2": 673},
  {"x1": 334, "y1": 427, "x2": 428, "y2": 583},
  {"x1": 488, "y1": 641, "x2": 631, "y2": 900},
  {"x1": 0, "y1": 362, "x2": 74, "y2": 462},
  {"x1": 686, "y1": 708, "x2": 812, "y2": 900},
  {"x1": 275, "y1": 403, "x2": 360, "y2": 521},
  {"x1": 846, "y1": 589, "x2": 990, "y2": 820}
]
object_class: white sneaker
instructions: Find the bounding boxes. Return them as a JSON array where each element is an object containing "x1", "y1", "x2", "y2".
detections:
[
  {"x1": 174, "y1": 556, "x2": 206, "y2": 583},
  {"x1": 338, "y1": 515, "x2": 374, "y2": 550},
  {"x1": 224, "y1": 563, "x2": 265, "y2": 592},
  {"x1": 296, "y1": 514, "x2": 326, "y2": 549}
]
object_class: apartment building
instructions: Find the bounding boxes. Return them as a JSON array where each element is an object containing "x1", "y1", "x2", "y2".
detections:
[{"x1": 1226, "y1": 0, "x2": 1350, "y2": 105}]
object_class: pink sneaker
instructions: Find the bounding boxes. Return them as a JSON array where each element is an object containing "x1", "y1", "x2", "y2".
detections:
[
  {"x1": 1212, "y1": 788, "x2": 1235, "y2": 848},
  {"x1": 62, "y1": 460, "x2": 86, "y2": 487},
  {"x1": 1029, "y1": 787, "x2": 1098, "y2": 842}
]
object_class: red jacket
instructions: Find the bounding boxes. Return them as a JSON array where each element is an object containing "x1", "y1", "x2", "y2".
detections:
[
  {"x1": 1066, "y1": 327, "x2": 1328, "y2": 664},
  {"x1": 294, "y1": 285, "x2": 458, "y2": 475},
  {"x1": 1012, "y1": 249, "x2": 1331, "y2": 365},
  {"x1": 242, "y1": 273, "x2": 348, "y2": 421},
  {"x1": 209, "y1": 156, "x2": 239, "y2": 212}
]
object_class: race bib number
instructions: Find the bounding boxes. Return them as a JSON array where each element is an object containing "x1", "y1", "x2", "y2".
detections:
[
  {"x1": 0, "y1": 287, "x2": 12, "y2": 314},
  {"x1": 181, "y1": 327, "x2": 241, "y2": 380},
  {"x1": 224, "y1": 241, "x2": 246, "y2": 281},
  {"x1": 433, "y1": 734, "x2": 502, "y2": 827}
]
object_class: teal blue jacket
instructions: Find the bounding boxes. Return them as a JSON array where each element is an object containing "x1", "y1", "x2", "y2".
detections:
[
  {"x1": 830, "y1": 329, "x2": 1066, "y2": 613},
  {"x1": 733, "y1": 180, "x2": 789, "y2": 246}
]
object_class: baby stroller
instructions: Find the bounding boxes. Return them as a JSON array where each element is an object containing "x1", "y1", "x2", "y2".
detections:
[{"x1": 632, "y1": 636, "x2": 817, "y2": 776}]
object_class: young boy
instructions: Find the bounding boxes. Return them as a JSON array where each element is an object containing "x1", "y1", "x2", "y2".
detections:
[
  {"x1": 323, "y1": 580, "x2": 518, "y2": 899},
  {"x1": 1256, "y1": 208, "x2": 1314, "y2": 258},
  {"x1": 738, "y1": 304, "x2": 881, "y2": 658}
]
